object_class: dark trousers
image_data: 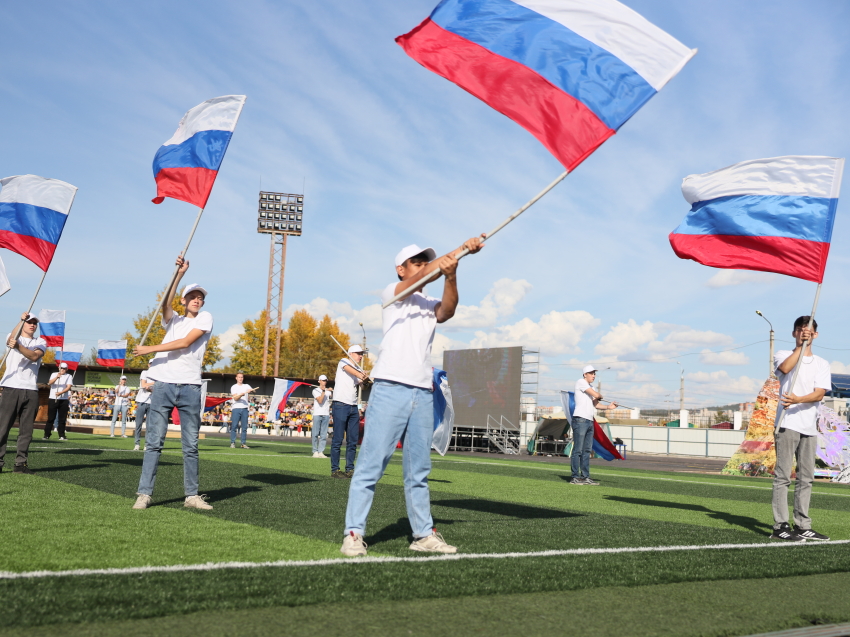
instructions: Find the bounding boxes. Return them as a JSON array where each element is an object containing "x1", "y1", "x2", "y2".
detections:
[
  {"x1": 0, "y1": 387, "x2": 39, "y2": 468},
  {"x1": 45, "y1": 399, "x2": 70, "y2": 438},
  {"x1": 330, "y1": 402, "x2": 360, "y2": 472}
]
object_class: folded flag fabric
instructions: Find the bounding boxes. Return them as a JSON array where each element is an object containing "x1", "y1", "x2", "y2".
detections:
[
  {"x1": 0, "y1": 255, "x2": 10, "y2": 297},
  {"x1": 269, "y1": 378, "x2": 308, "y2": 419},
  {"x1": 560, "y1": 390, "x2": 624, "y2": 461},
  {"x1": 670, "y1": 156, "x2": 845, "y2": 283},
  {"x1": 397, "y1": 0, "x2": 695, "y2": 171},
  {"x1": 432, "y1": 367, "x2": 455, "y2": 456},
  {"x1": 152, "y1": 95, "x2": 247, "y2": 208},
  {"x1": 0, "y1": 174, "x2": 77, "y2": 271},
  {"x1": 56, "y1": 343, "x2": 85, "y2": 371},
  {"x1": 97, "y1": 339, "x2": 127, "y2": 367},
  {"x1": 38, "y1": 309, "x2": 66, "y2": 347}
]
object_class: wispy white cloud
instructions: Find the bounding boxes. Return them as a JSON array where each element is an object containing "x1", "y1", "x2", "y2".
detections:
[{"x1": 706, "y1": 270, "x2": 777, "y2": 288}]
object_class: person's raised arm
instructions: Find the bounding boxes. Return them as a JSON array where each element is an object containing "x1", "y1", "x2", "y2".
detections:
[
  {"x1": 161, "y1": 255, "x2": 190, "y2": 325},
  {"x1": 394, "y1": 235, "x2": 485, "y2": 303},
  {"x1": 778, "y1": 326, "x2": 815, "y2": 375},
  {"x1": 433, "y1": 236, "x2": 486, "y2": 323},
  {"x1": 5, "y1": 312, "x2": 28, "y2": 351},
  {"x1": 133, "y1": 328, "x2": 206, "y2": 357}
]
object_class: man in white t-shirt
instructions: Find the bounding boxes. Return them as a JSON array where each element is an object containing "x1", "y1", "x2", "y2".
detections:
[
  {"x1": 570, "y1": 365, "x2": 618, "y2": 486},
  {"x1": 0, "y1": 312, "x2": 46, "y2": 473},
  {"x1": 133, "y1": 361, "x2": 155, "y2": 451},
  {"x1": 230, "y1": 372, "x2": 255, "y2": 449},
  {"x1": 330, "y1": 346, "x2": 369, "y2": 477},
  {"x1": 130, "y1": 255, "x2": 214, "y2": 511},
  {"x1": 110, "y1": 376, "x2": 132, "y2": 438},
  {"x1": 341, "y1": 238, "x2": 483, "y2": 557},
  {"x1": 770, "y1": 316, "x2": 831, "y2": 542},
  {"x1": 45, "y1": 362, "x2": 73, "y2": 440},
  {"x1": 311, "y1": 374, "x2": 332, "y2": 458}
]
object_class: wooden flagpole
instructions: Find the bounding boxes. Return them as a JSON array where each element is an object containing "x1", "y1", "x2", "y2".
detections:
[{"x1": 383, "y1": 170, "x2": 569, "y2": 308}]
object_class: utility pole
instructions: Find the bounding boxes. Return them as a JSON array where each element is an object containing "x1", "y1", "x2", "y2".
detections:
[
  {"x1": 676, "y1": 361, "x2": 684, "y2": 410},
  {"x1": 756, "y1": 311, "x2": 775, "y2": 378}
]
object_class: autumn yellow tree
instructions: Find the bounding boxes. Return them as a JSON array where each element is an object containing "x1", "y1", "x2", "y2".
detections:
[{"x1": 121, "y1": 290, "x2": 222, "y2": 370}]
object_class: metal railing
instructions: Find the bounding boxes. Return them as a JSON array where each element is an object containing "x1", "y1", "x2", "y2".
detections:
[{"x1": 485, "y1": 415, "x2": 520, "y2": 454}]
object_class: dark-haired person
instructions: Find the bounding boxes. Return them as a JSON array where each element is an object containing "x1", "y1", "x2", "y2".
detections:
[{"x1": 770, "y1": 316, "x2": 831, "y2": 542}]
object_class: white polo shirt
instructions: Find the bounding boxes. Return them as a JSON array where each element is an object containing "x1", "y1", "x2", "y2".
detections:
[
  {"x1": 148, "y1": 310, "x2": 213, "y2": 385},
  {"x1": 371, "y1": 282, "x2": 439, "y2": 389},
  {"x1": 49, "y1": 372, "x2": 73, "y2": 400},
  {"x1": 573, "y1": 378, "x2": 596, "y2": 420},
  {"x1": 0, "y1": 334, "x2": 46, "y2": 390},
  {"x1": 231, "y1": 383, "x2": 253, "y2": 409},
  {"x1": 312, "y1": 387, "x2": 332, "y2": 416},
  {"x1": 774, "y1": 350, "x2": 831, "y2": 436},
  {"x1": 333, "y1": 358, "x2": 360, "y2": 405},
  {"x1": 113, "y1": 384, "x2": 131, "y2": 406}
]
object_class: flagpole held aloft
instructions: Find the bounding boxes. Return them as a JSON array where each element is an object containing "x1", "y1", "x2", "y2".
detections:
[{"x1": 383, "y1": 170, "x2": 569, "y2": 308}]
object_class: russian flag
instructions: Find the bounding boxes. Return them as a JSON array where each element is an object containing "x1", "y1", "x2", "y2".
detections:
[
  {"x1": 560, "y1": 390, "x2": 624, "y2": 461},
  {"x1": 38, "y1": 309, "x2": 66, "y2": 348},
  {"x1": 0, "y1": 175, "x2": 77, "y2": 271},
  {"x1": 669, "y1": 156, "x2": 845, "y2": 283},
  {"x1": 97, "y1": 339, "x2": 127, "y2": 367},
  {"x1": 269, "y1": 378, "x2": 308, "y2": 419},
  {"x1": 397, "y1": 0, "x2": 695, "y2": 171},
  {"x1": 152, "y1": 95, "x2": 247, "y2": 208},
  {"x1": 56, "y1": 343, "x2": 85, "y2": 371}
]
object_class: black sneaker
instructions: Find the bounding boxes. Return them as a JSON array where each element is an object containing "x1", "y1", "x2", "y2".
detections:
[
  {"x1": 770, "y1": 523, "x2": 805, "y2": 542},
  {"x1": 344, "y1": 470, "x2": 354, "y2": 478},
  {"x1": 794, "y1": 526, "x2": 830, "y2": 541},
  {"x1": 13, "y1": 464, "x2": 33, "y2": 474},
  {"x1": 332, "y1": 470, "x2": 347, "y2": 479}
]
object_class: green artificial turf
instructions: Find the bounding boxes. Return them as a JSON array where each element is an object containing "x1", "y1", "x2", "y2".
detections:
[{"x1": 3, "y1": 432, "x2": 850, "y2": 635}]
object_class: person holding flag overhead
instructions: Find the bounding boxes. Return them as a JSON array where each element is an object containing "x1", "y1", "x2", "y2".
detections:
[
  {"x1": 0, "y1": 313, "x2": 46, "y2": 473},
  {"x1": 330, "y1": 345, "x2": 369, "y2": 479},
  {"x1": 340, "y1": 238, "x2": 483, "y2": 557},
  {"x1": 130, "y1": 256, "x2": 214, "y2": 511},
  {"x1": 570, "y1": 365, "x2": 618, "y2": 486},
  {"x1": 45, "y1": 362, "x2": 73, "y2": 440}
]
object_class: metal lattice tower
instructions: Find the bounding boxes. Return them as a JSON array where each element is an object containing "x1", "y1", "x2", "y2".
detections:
[{"x1": 262, "y1": 233, "x2": 288, "y2": 376}]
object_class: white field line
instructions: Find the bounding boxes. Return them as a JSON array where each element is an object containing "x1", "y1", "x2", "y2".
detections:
[{"x1": 1, "y1": 540, "x2": 848, "y2": 581}]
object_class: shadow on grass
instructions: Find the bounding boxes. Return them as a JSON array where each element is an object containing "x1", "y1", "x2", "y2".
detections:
[
  {"x1": 33, "y1": 463, "x2": 110, "y2": 473},
  {"x1": 435, "y1": 499, "x2": 579, "y2": 519},
  {"x1": 155, "y1": 485, "x2": 264, "y2": 507},
  {"x1": 54, "y1": 449, "x2": 103, "y2": 455},
  {"x1": 243, "y1": 473, "x2": 317, "y2": 486},
  {"x1": 604, "y1": 495, "x2": 773, "y2": 534}
]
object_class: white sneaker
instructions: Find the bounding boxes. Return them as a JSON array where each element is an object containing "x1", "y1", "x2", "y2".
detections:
[
  {"x1": 312, "y1": 452, "x2": 321, "y2": 458},
  {"x1": 133, "y1": 445, "x2": 140, "y2": 451},
  {"x1": 230, "y1": 443, "x2": 235, "y2": 448},
  {"x1": 58, "y1": 437, "x2": 67, "y2": 441},
  {"x1": 410, "y1": 531, "x2": 457, "y2": 554},
  {"x1": 132, "y1": 494, "x2": 152, "y2": 510},
  {"x1": 184, "y1": 495, "x2": 213, "y2": 510},
  {"x1": 340, "y1": 532, "x2": 368, "y2": 557},
  {"x1": 110, "y1": 434, "x2": 115, "y2": 438},
  {"x1": 317, "y1": 452, "x2": 328, "y2": 458},
  {"x1": 241, "y1": 444, "x2": 250, "y2": 449},
  {"x1": 122, "y1": 435, "x2": 128, "y2": 438}
]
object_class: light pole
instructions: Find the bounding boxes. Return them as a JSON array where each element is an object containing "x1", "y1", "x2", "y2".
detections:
[{"x1": 755, "y1": 310, "x2": 775, "y2": 378}]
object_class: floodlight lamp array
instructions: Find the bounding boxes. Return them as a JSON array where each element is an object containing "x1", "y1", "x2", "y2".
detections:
[{"x1": 257, "y1": 191, "x2": 304, "y2": 235}]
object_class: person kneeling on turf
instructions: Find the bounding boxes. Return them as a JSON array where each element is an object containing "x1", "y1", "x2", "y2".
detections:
[
  {"x1": 341, "y1": 237, "x2": 484, "y2": 557},
  {"x1": 131, "y1": 256, "x2": 214, "y2": 511}
]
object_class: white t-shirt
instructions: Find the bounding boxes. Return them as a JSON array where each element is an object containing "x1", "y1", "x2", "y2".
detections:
[
  {"x1": 49, "y1": 372, "x2": 73, "y2": 400},
  {"x1": 312, "y1": 387, "x2": 332, "y2": 416},
  {"x1": 371, "y1": 282, "x2": 440, "y2": 389},
  {"x1": 148, "y1": 310, "x2": 213, "y2": 385},
  {"x1": 774, "y1": 350, "x2": 831, "y2": 436},
  {"x1": 573, "y1": 378, "x2": 596, "y2": 420},
  {"x1": 231, "y1": 383, "x2": 253, "y2": 409},
  {"x1": 136, "y1": 370, "x2": 153, "y2": 404},
  {"x1": 0, "y1": 334, "x2": 46, "y2": 390},
  {"x1": 333, "y1": 358, "x2": 361, "y2": 405},
  {"x1": 113, "y1": 384, "x2": 132, "y2": 406}
]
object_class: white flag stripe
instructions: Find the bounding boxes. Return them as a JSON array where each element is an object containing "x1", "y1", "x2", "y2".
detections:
[
  {"x1": 59, "y1": 343, "x2": 86, "y2": 355},
  {"x1": 161, "y1": 95, "x2": 247, "y2": 147},
  {"x1": 0, "y1": 255, "x2": 10, "y2": 297},
  {"x1": 682, "y1": 156, "x2": 845, "y2": 204},
  {"x1": 38, "y1": 309, "x2": 65, "y2": 324},
  {"x1": 97, "y1": 339, "x2": 127, "y2": 351},
  {"x1": 0, "y1": 175, "x2": 77, "y2": 215},
  {"x1": 513, "y1": 0, "x2": 695, "y2": 90}
]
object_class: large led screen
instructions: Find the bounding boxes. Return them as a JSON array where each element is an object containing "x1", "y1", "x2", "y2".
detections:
[{"x1": 443, "y1": 346, "x2": 522, "y2": 430}]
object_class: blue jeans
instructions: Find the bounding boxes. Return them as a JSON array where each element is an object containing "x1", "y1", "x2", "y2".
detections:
[
  {"x1": 137, "y1": 382, "x2": 202, "y2": 497},
  {"x1": 134, "y1": 402, "x2": 150, "y2": 446},
  {"x1": 230, "y1": 408, "x2": 249, "y2": 445},
  {"x1": 110, "y1": 403, "x2": 129, "y2": 436},
  {"x1": 312, "y1": 414, "x2": 329, "y2": 453},
  {"x1": 330, "y1": 402, "x2": 360, "y2": 472},
  {"x1": 345, "y1": 380, "x2": 434, "y2": 539},
  {"x1": 571, "y1": 417, "x2": 594, "y2": 479}
]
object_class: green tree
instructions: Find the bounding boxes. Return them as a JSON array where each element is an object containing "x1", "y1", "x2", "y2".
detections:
[{"x1": 121, "y1": 290, "x2": 222, "y2": 370}]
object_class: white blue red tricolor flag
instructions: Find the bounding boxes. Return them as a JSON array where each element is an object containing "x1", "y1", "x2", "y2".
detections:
[
  {"x1": 396, "y1": 0, "x2": 695, "y2": 170},
  {"x1": 56, "y1": 343, "x2": 85, "y2": 371},
  {"x1": 669, "y1": 156, "x2": 845, "y2": 283},
  {"x1": 0, "y1": 174, "x2": 77, "y2": 271},
  {"x1": 269, "y1": 378, "x2": 308, "y2": 418},
  {"x1": 38, "y1": 309, "x2": 66, "y2": 348},
  {"x1": 561, "y1": 390, "x2": 624, "y2": 461},
  {"x1": 97, "y1": 339, "x2": 127, "y2": 367},
  {"x1": 152, "y1": 95, "x2": 247, "y2": 209},
  {"x1": 0, "y1": 255, "x2": 10, "y2": 298}
]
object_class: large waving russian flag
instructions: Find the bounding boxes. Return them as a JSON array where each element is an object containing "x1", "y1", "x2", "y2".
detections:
[
  {"x1": 397, "y1": 0, "x2": 695, "y2": 171},
  {"x1": 669, "y1": 156, "x2": 845, "y2": 283},
  {"x1": 152, "y1": 95, "x2": 247, "y2": 208},
  {"x1": 56, "y1": 343, "x2": 85, "y2": 371},
  {"x1": 0, "y1": 175, "x2": 77, "y2": 271},
  {"x1": 97, "y1": 339, "x2": 127, "y2": 367},
  {"x1": 38, "y1": 309, "x2": 66, "y2": 347},
  {"x1": 561, "y1": 390, "x2": 624, "y2": 461},
  {"x1": 269, "y1": 378, "x2": 308, "y2": 419}
]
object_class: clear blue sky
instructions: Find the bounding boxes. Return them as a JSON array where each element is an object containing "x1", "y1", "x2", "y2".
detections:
[{"x1": 2, "y1": 0, "x2": 849, "y2": 410}]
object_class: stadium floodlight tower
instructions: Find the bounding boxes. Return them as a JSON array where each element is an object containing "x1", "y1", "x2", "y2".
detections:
[{"x1": 257, "y1": 190, "x2": 304, "y2": 376}]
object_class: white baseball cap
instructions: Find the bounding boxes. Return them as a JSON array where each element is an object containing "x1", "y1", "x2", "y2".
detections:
[
  {"x1": 181, "y1": 283, "x2": 208, "y2": 299},
  {"x1": 348, "y1": 345, "x2": 365, "y2": 354},
  {"x1": 24, "y1": 313, "x2": 39, "y2": 323},
  {"x1": 318, "y1": 374, "x2": 328, "y2": 381},
  {"x1": 582, "y1": 365, "x2": 598, "y2": 375},
  {"x1": 120, "y1": 375, "x2": 127, "y2": 379},
  {"x1": 59, "y1": 362, "x2": 68, "y2": 368},
  {"x1": 394, "y1": 244, "x2": 436, "y2": 268}
]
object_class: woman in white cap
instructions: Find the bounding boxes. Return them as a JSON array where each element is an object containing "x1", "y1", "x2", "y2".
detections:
[
  {"x1": 45, "y1": 362, "x2": 73, "y2": 440},
  {"x1": 311, "y1": 374, "x2": 332, "y2": 458}
]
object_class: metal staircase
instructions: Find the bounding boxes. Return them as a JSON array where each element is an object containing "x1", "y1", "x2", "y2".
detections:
[{"x1": 485, "y1": 415, "x2": 520, "y2": 454}]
